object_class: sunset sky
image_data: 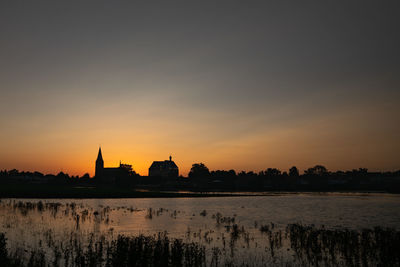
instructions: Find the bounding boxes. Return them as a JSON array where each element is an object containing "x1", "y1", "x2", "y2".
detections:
[{"x1": 1, "y1": 1, "x2": 399, "y2": 176}]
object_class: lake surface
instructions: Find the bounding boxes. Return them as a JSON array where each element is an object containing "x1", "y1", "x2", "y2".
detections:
[{"x1": 1, "y1": 193, "x2": 399, "y2": 266}]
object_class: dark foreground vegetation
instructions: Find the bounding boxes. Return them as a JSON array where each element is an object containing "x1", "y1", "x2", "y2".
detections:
[
  {"x1": 1, "y1": 225, "x2": 399, "y2": 266},
  {"x1": 1, "y1": 200, "x2": 399, "y2": 266},
  {"x1": 1, "y1": 164, "x2": 400, "y2": 196},
  {"x1": 286, "y1": 224, "x2": 400, "y2": 267},
  {"x1": 0, "y1": 232, "x2": 206, "y2": 267}
]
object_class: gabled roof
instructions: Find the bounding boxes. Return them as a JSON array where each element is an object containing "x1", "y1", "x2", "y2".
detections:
[{"x1": 150, "y1": 160, "x2": 178, "y2": 169}]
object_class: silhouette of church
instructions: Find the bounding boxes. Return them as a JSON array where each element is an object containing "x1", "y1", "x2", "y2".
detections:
[
  {"x1": 149, "y1": 156, "x2": 179, "y2": 177},
  {"x1": 95, "y1": 147, "x2": 132, "y2": 182}
]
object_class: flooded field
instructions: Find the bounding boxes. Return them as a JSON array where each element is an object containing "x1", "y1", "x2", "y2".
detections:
[{"x1": 1, "y1": 193, "x2": 400, "y2": 266}]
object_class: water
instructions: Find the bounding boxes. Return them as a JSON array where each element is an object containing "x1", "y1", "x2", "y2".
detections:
[{"x1": 1, "y1": 193, "x2": 399, "y2": 266}]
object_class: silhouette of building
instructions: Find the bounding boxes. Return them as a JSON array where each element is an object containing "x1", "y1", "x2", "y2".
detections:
[
  {"x1": 149, "y1": 156, "x2": 179, "y2": 177},
  {"x1": 95, "y1": 147, "x2": 132, "y2": 183},
  {"x1": 95, "y1": 147, "x2": 104, "y2": 177}
]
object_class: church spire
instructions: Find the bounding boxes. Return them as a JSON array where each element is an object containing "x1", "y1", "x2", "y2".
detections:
[
  {"x1": 97, "y1": 147, "x2": 103, "y2": 162},
  {"x1": 95, "y1": 147, "x2": 104, "y2": 178}
]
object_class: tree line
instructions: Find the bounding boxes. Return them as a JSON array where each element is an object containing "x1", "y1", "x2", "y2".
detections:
[
  {"x1": 186, "y1": 163, "x2": 400, "y2": 192},
  {"x1": 1, "y1": 164, "x2": 400, "y2": 192}
]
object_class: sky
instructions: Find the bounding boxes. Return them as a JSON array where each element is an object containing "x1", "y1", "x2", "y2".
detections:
[{"x1": 0, "y1": 1, "x2": 399, "y2": 176}]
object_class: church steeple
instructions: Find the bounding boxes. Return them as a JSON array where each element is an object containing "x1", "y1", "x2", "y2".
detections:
[
  {"x1": 95, "y1": 147, "x2": 104, "y2": 177},
  {"x1": 97, "y1": 147, "x2": 103, "y2": 162}
]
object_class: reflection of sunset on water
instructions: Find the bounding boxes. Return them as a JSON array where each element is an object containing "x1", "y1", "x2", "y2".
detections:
[{"x1": 1, "y1": 194, "x2": 400, "y2": 265}]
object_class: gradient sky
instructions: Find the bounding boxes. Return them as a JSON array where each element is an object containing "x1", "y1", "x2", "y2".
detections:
[{"x1": 1, "y1": 1, "x2": 399, "y2": 176}]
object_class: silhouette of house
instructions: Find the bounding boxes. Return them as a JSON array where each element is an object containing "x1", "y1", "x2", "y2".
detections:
[
  {"x1": 149, "y1": 156, "x2": 179, "y2": 177},
  {"x1": 95, "y1": 147, "x2": 132, "y2": 183}
]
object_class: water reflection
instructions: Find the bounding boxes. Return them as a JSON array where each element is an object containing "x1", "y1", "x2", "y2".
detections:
[{"x1": 0, "y1": 194, "x2": 399, "y2": 266}]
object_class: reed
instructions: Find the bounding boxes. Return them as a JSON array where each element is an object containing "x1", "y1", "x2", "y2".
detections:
[{"x1": 0, "y1": 232, "x2": 206, "y2": 267}]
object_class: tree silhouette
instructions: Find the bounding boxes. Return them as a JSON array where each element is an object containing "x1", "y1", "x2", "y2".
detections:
[
  {"x1": 289, "y1": 166, "x2": 299, "y2": 177},
  {"x1": 265, "y1": 168, "x2": 281, "y2": 177},
  {"x1": 188, "y1": 163, "x2": 210, "y2": 178},
  {"x1": 305, "y1": 165, "x2": 328, "y2": 176}
]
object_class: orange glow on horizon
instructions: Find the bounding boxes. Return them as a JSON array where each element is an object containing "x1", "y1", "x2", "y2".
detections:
[
  {"x1": 1, "y1": 1, "x2": 399, "y2": 178},
  {"x1": 0, "y1": 95, "x2": 398, "y2": 176}
]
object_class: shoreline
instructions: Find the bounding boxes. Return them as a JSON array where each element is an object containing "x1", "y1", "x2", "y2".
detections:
[{"x1": 0, "y1": 184, "x2": 398, "y2": 199}]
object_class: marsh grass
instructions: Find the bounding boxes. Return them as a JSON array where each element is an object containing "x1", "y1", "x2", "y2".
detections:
[
  {"x1": 2, "y1": 225, "x2": 399, "y2": 266},
  {"x1": 0, "y1": 232, "x2": 206, "y2": 267},
  {"x1": 287, "y1": 224, "x2": 400, "y2": 266},
  {"x1": 1, "y1": 200, "x2": 400, "y2": 266}
]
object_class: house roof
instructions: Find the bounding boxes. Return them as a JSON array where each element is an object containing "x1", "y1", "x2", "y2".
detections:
[{"x1": 149, "y1": 160, "x2": 178, "y2": 169}]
